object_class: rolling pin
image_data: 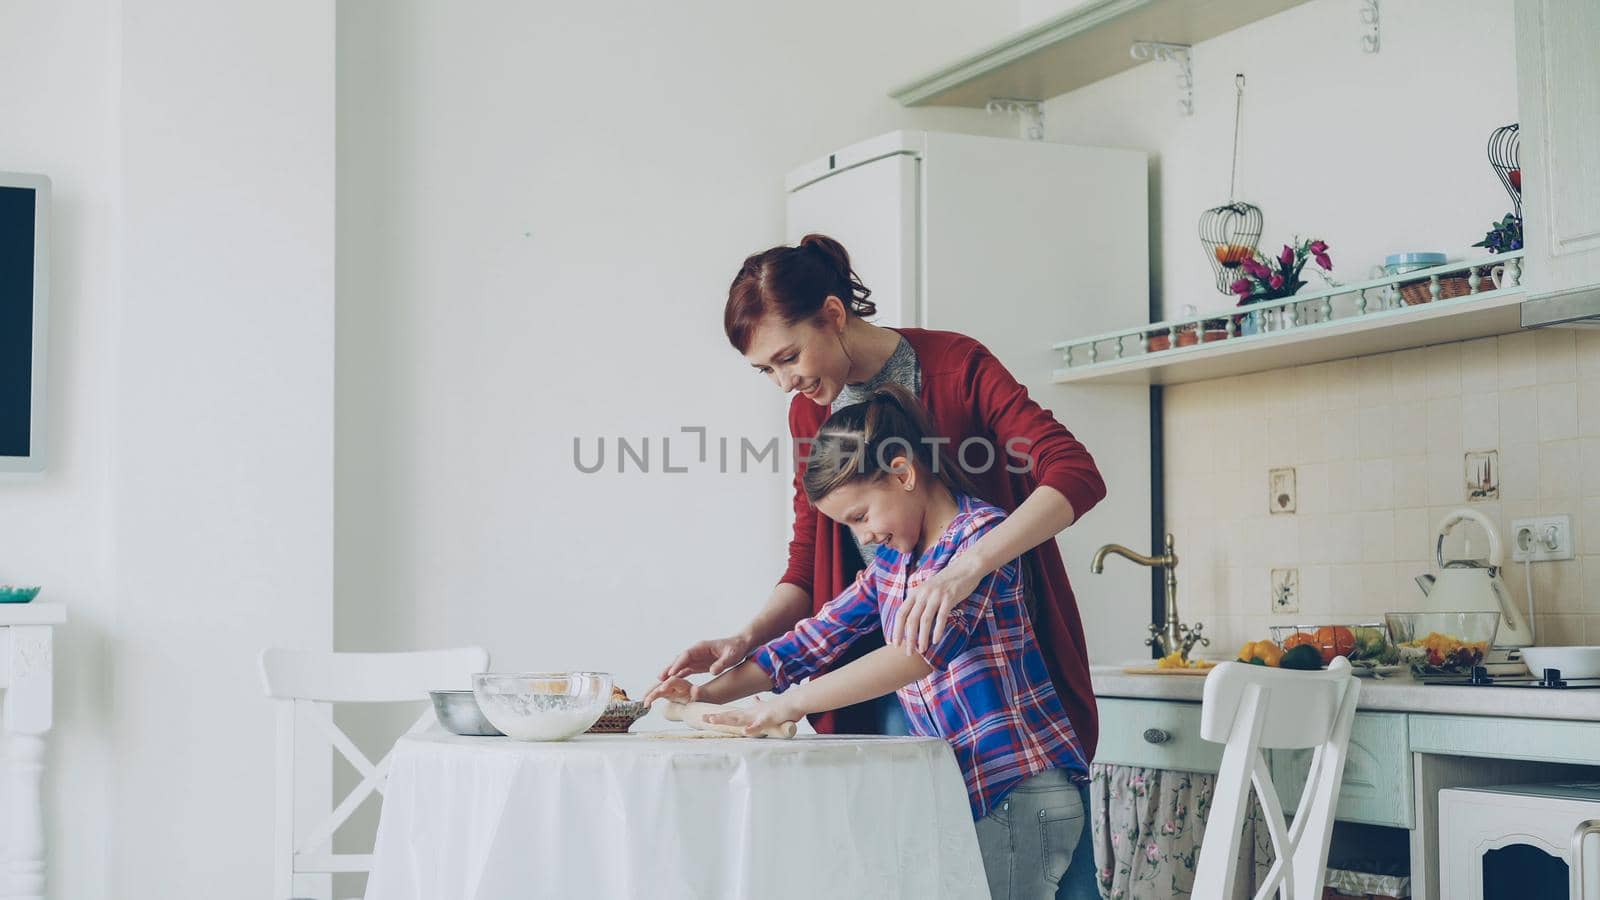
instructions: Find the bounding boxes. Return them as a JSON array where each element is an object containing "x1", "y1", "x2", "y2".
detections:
[{"x1": 662, "y1": 700, "x2": 797, "y2": 739}]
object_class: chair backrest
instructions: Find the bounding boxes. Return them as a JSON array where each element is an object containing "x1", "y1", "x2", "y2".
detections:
[
  {"x1": 259, "y1": 646, "x2": 488, "y2": 900},
  {"x1": 1192, "y1": 656, "x2": 1360, "y2": 900}
]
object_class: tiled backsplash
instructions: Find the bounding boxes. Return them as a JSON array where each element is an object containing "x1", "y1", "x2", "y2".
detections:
[{"x1": 1163, "y1": 330, "x2": 1600, "y2": 656}]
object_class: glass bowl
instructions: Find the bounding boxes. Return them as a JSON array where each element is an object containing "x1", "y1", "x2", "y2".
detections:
[
  {"x1": 1384, "y1": 612, "x2": 1500, "y2": 675},
  {"x1": 429, "y1": 690, "x2": 503, "y2": 736},
  {"x1": 471, "y1": 672, "x2": 613, "y2": 741}
]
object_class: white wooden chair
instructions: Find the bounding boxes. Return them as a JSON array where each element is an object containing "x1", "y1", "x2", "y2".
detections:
[
  {"x1": 1192, "y1": 656, "x2": 1361, "y2": 900},
  {"x1": 259, "y1": 646, "x2": 488, "y2": 900}
]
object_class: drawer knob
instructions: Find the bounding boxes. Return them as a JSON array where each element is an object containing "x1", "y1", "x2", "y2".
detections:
[{"x1": 1143, "y1": 728, "x2": 1171, "y2": 745}]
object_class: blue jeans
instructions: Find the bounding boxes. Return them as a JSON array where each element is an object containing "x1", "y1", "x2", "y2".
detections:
[{"x1": 877, "y1": 697, "x2": 1100, "y2": 898}]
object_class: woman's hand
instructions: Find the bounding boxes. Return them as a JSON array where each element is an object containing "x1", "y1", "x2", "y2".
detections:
[
  {"x1": 642, "y1": 675, "x2": 698, "y2": 706},
  {"x1": 703, "y1": 696, "x2": 804, "y2": 737},
  {"x1": 659, "y1": 633, "x2": 754, "y2": 681},
  {"x1": 892, "y1": 553, "x2": 983, "y2": 655}
]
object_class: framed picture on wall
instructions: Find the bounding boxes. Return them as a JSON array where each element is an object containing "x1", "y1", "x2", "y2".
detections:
[{"x1": 0, "y1": 171, "x2": 49, "y2": 474}]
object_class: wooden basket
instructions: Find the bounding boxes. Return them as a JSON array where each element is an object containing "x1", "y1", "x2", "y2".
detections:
[
  {"x1": 1399, "y1": 273, "x2": 1486, "y2": 305},
  {"x1": 587, "y1": 700, "x2": 648, "y2": 734}
]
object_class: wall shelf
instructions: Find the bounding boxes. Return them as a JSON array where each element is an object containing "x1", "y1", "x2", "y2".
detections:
[
  {"x1": 890, "y1": 0, "x2": 1314, "y2": 108},
  {"x1": 1052, "y1": 253, "x2": 1528, "y2": 386}
]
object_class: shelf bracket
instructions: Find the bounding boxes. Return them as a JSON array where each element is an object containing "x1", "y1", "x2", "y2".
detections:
[
  {"x1": 1130, "y1": 41, "x2": 1193, "y2": 116},
  {"x1": 984, "y1": 98, "x2": 1045, "y2": 141},
  {"x1": 1361, "y1": 0, "x2": 1380, "y2": 53}
]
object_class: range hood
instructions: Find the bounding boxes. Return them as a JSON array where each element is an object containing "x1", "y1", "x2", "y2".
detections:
[{"x1": 1522, "y1": 286, "x2": 1600, "y2": 329}]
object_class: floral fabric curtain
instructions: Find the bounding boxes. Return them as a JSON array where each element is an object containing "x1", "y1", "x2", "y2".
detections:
[{"x1": 1089, "y1": 764, "x2": 1275, "y2": 899}]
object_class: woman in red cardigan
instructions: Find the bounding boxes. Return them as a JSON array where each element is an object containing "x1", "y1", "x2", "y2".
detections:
[{"x1": 659, "y1": 234, "x2": 1107, "y2": 759}]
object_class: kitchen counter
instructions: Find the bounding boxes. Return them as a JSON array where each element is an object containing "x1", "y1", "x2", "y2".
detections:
[{"x1": 1091, "y1": 664, "x2": 1600, "y2": 721}]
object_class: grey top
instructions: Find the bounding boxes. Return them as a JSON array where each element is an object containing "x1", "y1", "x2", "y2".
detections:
[{"x1": 831, "y1": 334, "x2": 922, "y2": 566}]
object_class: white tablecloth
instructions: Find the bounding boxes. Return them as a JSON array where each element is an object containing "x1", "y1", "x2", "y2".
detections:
[{"x1": 365, "y1": 728, "x2": 987, "y2": 900}]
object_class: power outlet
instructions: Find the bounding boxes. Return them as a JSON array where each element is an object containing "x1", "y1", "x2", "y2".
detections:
[{"x1": 1511, "y1": 515, "x2": 1574, "y2": 562}]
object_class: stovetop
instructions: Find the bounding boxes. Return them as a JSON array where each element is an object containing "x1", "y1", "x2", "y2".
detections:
[{"x1": 1423, "y1": 665, "x2": 1600, "y2": 689}]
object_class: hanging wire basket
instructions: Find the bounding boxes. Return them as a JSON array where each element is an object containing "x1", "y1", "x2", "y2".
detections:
[
  {"x1": 1199, "y1": 202, "x2": 1264, "y2": 294},
  {"x1": 1488, "y1": 123, "x2": 1520, "y2": 218}
]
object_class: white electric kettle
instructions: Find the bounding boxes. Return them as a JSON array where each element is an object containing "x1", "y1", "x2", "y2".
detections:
[{"x1": 1414, "y1": 508, "x2": 1532, "y2": 649}]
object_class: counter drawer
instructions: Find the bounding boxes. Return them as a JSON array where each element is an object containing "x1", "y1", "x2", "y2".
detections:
[
  {"x1": 1094, "y1": 698, "x2": 1223, "y2": 773},
  {"x1": 1268, "y1": 711, "x2": 1412, "y2": 829}
]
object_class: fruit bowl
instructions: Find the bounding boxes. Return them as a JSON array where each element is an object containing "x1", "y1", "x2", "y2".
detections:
[
  {"x1": 471, "y1": 672, "x2": 613, "y2": 741},
  {"x1": 1268, "y1": 623, "x2": 1396, "y2": 665},
  {"x1": 1384, "y1": 612, "x2": 1500, "y2": 676}
]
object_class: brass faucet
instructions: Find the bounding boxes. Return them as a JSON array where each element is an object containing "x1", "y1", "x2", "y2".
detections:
[{"x1": 1091, "y1": 533, "x2": 1209, "y2": 660}]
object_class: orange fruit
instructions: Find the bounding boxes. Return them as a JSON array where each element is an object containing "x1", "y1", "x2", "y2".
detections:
[
  {"x1": 1282, "y1": 632, "x2": 1317, "y2": 652},
  {"x1": 1314, "y1": 626, "x2": 1356, "y2": 664}
]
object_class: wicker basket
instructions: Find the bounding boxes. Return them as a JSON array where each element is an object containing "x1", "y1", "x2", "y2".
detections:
[
  {"x1": 587, "y1": 700, "x2": 648, "y2": 734},
  {"x1": 1399, "y1": 272, "x2": 1488, "y2": 305}
]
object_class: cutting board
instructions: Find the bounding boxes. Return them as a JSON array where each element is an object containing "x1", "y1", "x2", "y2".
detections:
[{"x1": 1120, "y1": 664, "x2": 1216, "y2": 676}]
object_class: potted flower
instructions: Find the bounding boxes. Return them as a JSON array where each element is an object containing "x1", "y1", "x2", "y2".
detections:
[
  {"x1": 1230, "y1": 238, "x2": 1333, "y2": 333},
  {"x1": 1473, "y1": 214, "x2": 1523, "y2": 254}
]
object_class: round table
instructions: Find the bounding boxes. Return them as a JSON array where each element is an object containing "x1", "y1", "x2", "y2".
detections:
[{"x1": 364, "y1": 728, "x2": 987, "y2": 900}]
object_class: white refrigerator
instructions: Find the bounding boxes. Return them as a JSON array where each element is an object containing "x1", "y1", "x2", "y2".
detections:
[{"x1": 786, "y1": 130, "x2": 1155, "y2": 665}]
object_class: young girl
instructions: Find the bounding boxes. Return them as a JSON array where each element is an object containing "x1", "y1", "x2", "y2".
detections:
[{"x1": 644, "y1": 385, "x2": 1089, "y2": 900}]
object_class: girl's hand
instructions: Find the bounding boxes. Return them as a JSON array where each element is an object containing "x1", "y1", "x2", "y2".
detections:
[
  {"x1": 642, "y1": 675, "x2": 698, "y2": 706},
  {"x1": 893, "y1": 554, "x2": 983, "y2": 655},
  {"x1": 703, "y1": 697, "x2": 803, "y2": 737},
  {"x1": 659, "y1": 633, "x2": 754, "y2": 681}
]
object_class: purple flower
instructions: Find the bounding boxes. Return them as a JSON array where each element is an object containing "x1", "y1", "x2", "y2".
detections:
[
  {"x1": 1269, "y1": 273, "x2": 1285, "y2": 290},
  {"x1": 1309, "y1": 239, "x2": 1328, "y2": 255},
  {"x1": 1231, "y1": 277, "x2": 1253, "y2": 297},
  {"x1": 1279, "y1": 244, "x2": 1295, "y2": 268},
  {"x1": 1242, "y1": 257, "x2": 1271, "y2": 279},
  {"x1": 1315, "y1": 252, "x2": 1333, "y2": 270}
]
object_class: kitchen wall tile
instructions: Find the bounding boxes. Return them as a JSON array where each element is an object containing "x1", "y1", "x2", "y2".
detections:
[
  {"x1": 1500, "y1": 386, "x2": 1539, "y2": 447},
  {"x1": 1461, "y1": 337, "x2": 1499, "y2": 394},
  {"x1": 1581, "y1": 381, "x2": 1600, "y2": 438},
  {"x1": 1498, "y1": 332, "x2": 1539, "y2": 389},
  {"x1": 1498, "y1": 442, "x2": 1539, "y2": 501},
  {"x1": 1424, "y1": 343, "x2": 1462, "y2": 399},
  {"x1": 1327, "y1": 461, "x2": 1360, "y2": 514},
  {"x1": 1298, "y1": 514, "x2": 1332, "y2": 565},
  {"x1": 1329, "y1": 513, "x2": 1362, "y2": 564},
  {"x1": 1326, "y1": 408, "x2": 1359, "y2": 462},
  {"x1": 1537, "y1": 558, "x2": 1584, "y2": 614},
  {"x1": 1330, "y1": 565, "x2": 1363, "y2": 615},
  {"x1": 1266, "y1": 417, "x2": 1297, "y2": 467},
  {"x1": 1324, "y1": 360, "x2": 1359, "y2": 410},
  {"x1": 1535, "y1": 614, "x2": 1585, "y2": 646},
  {"x1": 1361, "y1": 563, "x2": 1398, "y2": 613},
  {"x1": 1393, "y1": 455, "x2": 1428, "y2": 508},
  {"x1": 1360, "y1": 459, "x2": 1394, "y2": 512},
  {"x1": 1392, "y1": 350, "x2": 1428, "y2": 398},
  {"x1": 1583, "y1": 499, "x2": 1600, "y2": 556},
  {"x1": 1579, "y1": 332, "x2": 1600, "y2": 381},
  {"x1": 1539, "y1": 381, "x2": 1580, "y2": 442},
  {"x1": 1296, "y1": 413, "x2": 1328, "y2": 465},
  {"x1": 1357, "y1": 354, "x2": 1394, "y2": 406},
  {"x1": 1238, "y1": 415, "x2": 1269, "y2": 473},
  {"x1": 1358, "y1": 406, "x2": 1393, "y2": 460},
  {"x1": 1580, "y1": 439, "x2": 1600, "y2": 498},
  {"x1": 1298, "y1": 463, "x2": 1329, "y2": 515},
  {"x1": 1540, "y1": 440, "x2": 1579, "y2": 500},
  {"x1": 1393, "y1": 400, "x2": 1429, "y2": 455},
  {"x1": 1292, "y1": 365, "x2": 1324, "y2": 409},
  {"x1": 1264, "y1": 516, "x2": 1298, "y2": 567},
  {"x1": 1584, "y1": 557, "x2": 1600, "y2": 613},
  {"x1": 1394, "y1": 507, "x2": 1431, "y2": 562},
  {"x1": 1537, "y1": 328, "x2": 1578, "y2": 384},
  {"x1": 1427, "y1": 396, "x2": 1464, "y2": 455},
  {"x1": 1426, "y1": 452, "x2": 1464, "y2": 506},
  {"x1": 1359, "y1": 511, "x2": 1396, "y2": 562},
  {"x1": 1461, "y1": 392, "x2": 1500, "y2": 451},
  {"x1": 1299, "y1": 565, "x2": 1331, "y2": 617}
]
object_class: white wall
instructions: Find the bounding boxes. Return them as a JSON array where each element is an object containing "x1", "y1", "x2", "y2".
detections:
[
  {"x1": 0, "y1": 1, "x2": 118, "y2": 896},
  {"x1": 111, "y1": 0, "x2": 335, "y2": 896},
  {"x1": 334, "y1": 3, "x2": 1020, "y2": 696},
  {"x1": 1038, "y1": 0, "x2": 1518, "y2": 320}
]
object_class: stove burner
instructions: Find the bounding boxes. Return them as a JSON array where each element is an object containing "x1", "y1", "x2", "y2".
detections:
[{"x1": 1424, "y1": 666, "x2": 1600, "y2": 689}]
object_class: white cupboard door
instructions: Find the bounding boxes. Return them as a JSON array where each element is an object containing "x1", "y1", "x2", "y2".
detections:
[
  {"x1": 786, "y1": 154, "x2": 919, "y2": 328},
  {"x1": 1516, "y1": 0, "x2": 1600, "y2": 296}
]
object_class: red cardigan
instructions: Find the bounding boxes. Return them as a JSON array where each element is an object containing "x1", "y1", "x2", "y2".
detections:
[{"x1": 781, "y1": 328, "x2": 1107, "y2": 758}]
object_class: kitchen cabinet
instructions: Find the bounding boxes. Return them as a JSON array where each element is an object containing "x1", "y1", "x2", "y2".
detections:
[
  {"x1": 1267, "y1": 710, "x2": 1412, "y2": 829},
  {"x1": 1514, "y1": 0, "x2": 1600, "y2": 299}
]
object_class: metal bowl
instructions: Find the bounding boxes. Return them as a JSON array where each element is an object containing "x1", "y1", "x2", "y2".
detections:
[
  {"x1": 471, "y1": 672, "x2": 613, "y2": 742},
  {"x1": 430, "y1": 690, "x2": 503, "y2": 736}
]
